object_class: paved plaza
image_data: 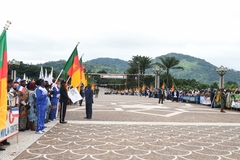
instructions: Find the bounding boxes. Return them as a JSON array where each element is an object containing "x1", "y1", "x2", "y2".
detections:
[{"x1": 2, "y1": 88, "x2": 240, "y2": 160}]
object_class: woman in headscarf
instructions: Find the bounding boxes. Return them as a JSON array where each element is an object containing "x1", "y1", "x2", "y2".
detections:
[{"x1": 27, "y1": 81, "x2": 37, "y2": 131}]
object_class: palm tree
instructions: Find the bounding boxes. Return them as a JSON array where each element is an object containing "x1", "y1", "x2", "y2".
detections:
[
  {"x1": 128, "y1": 55, "x2": 152, "y2": 74},
  {"x1": 156, "y1": 56, "x2": 183, "y2": 88},
  {"x1": 127, "y1": 55, "x2": 153, "y2": 88}
]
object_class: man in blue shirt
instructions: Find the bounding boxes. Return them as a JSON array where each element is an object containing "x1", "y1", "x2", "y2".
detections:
[{"x1": 35, "y1": 79, "x2": 48, "y2": 134}]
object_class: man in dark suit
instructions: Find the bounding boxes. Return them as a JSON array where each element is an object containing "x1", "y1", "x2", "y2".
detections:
[
  {"x1": 210, "y1": 89, "x2": 215, "y2": 108},
  {"x1": 158, "y1": 88, "x2": 164, "y2": 104},
  {"x1": 59, "y1": 80, "x2": 69, "y2": 123},
  {"x1": 172, "y1": 89, "x2": 179, "y2": 102},
  {"x1": 84, "y1": 84, "x2": 93, "y2": 119}
]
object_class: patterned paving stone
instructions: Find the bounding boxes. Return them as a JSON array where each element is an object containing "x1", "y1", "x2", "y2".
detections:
[
  {"x1": 3, "y1": 90, "x2": 240, "y2": 159},
  {"x1": 13, "y1": 124, "x2": 240, "y2": 160}
]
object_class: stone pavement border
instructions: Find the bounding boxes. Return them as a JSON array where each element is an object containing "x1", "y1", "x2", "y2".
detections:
[
  {"x1": 0, "y1": 120, "x2": 58, "y2": 160},
  {"x1": 2, "y1": 120, "x2": 240, "y2": 160},
  {"x1": 2, "y1": 87, "x2": 240, "y2": 160}
]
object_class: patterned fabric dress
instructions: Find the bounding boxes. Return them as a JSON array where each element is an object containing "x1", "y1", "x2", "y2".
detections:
[{"x1": 28, "y1": 90, "x2": 37, "y2": 122}]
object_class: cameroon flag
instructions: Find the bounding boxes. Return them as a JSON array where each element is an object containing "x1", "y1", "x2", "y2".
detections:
[
  {"x1": 80, "y1": 57, "x2": 87, "y2": 87},
  {"x1": 142, "y1": 84, "x2": 146, "y2": 91},
  {"x1": 161, "y1": 82, "x2": 166, "y2": 89},
  {"x1": 0, "y1": 30, "x2": 8, "y2": 129},
  {"x1": 63, "y1": 46, "x2": 80, "y2": 88},
  {"x1": 172, "y1": 81, "x2": 177, "y2": 91},
  {"x1": 87, "y1": 76, "x2": 95, "y2": 90},
  {"x1": 149, "y1": 84, "x2": 153, "y2": 91}
]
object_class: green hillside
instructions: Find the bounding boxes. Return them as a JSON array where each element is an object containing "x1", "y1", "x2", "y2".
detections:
[
  {"x1": 37, "y1": 58, "x2": 129, "y2": 74},
  {"x1": 158, "y1": 53, "x2": 239, "y2": 85},
  {"x1": 37, "y1": 53, "x2": 240, "y2": 85},
  {"x1": 84, "y1": 58, "x2": 129, "y2": 74}
]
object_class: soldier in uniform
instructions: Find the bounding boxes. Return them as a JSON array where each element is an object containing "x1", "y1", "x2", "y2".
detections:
[
  {"x1": 95, "y1": 86, "x2": 99, "y2": 98},
  {"x1": 220, "y1": 88, "x2": 226, "y2": 113}
]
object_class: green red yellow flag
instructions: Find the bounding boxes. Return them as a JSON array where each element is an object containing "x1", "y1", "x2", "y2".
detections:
[
  {"x1": 80, "y1": 57, "x2": 87, "y2": 87},
  {"x1": 87, "y1": 76, "x2": 95, "y2": 90},
  {"x1": 161, "y1": 82, "x2": 166, "y2": 89},
  {"x1": 91, "y1": 82, "x2": 95, "y2": 91},
  {"x1": 149, "y1": 84, "x2": 153, "y2": 91},
  {"x1": 172, "y1": 81, "x2": 177, "y2": 91},
  {"x1": 0, "y1": 30, "x2": 8, "y2": 129},
  {"x1": 63, "y1": 46, "x2": 80, "y2": 88}
]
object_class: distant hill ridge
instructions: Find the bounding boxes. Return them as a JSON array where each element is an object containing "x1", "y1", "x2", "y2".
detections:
[{"x1": 38, "y1": 53, "x2": 240, "y2": 85}]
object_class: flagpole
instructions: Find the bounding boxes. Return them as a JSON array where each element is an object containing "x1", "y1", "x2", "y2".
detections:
[
  {"x1": 4, "y1": 20, "x2": 11, "y2": 30},
  {"x1": 66, "y1": 76, "x2": 71, "y2": 84},
  {"x1": 80, "y1": 53, "x2": 84, "y2": 58},
  {"x1": 55, "y1": 69, "x2": 63, "y2": 83},
  {"x1": 77, "y1": 42, "x2": 85, "y2": 58},
  {"x1": 76, "y1": 42, "x2": 83, "y2": 88}
]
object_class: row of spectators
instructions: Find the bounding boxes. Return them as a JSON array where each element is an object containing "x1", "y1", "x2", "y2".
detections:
[{"x1": 105, "y1": 87, "x2": 240, "y2": 110}]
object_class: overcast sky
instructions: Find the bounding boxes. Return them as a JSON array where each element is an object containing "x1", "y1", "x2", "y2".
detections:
[{"x1": 1, "y1": 0, "x2": 240, "y2": 71}]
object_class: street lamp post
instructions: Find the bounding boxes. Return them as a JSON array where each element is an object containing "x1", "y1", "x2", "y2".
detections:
[
  {"x1": 137, "y1": 62, "x2": 140, "y2": 90},
  {"x1": 153, "y1": 66, "x2": 162, "y2": 89},
  {"x1": 8, "y1": 59, "x2": 20, "y2": 80},
  {"x1": 216, "y1": 65, "x2": 228, "y2": 89}
]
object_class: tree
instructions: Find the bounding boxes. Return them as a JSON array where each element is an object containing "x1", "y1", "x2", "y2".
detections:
[
  {"x1": 159, "y1": 72, "x2": 174, "y2": 87},
  {"x1": 156, "y1": 56, "x2": 183, "y2": 88},
  {"x1": 210, "y1": 82, "x2": 219, "y2": 89},
  {"x1": 97, "y1": 70, "x2": 107, "y2": 74},
  {"x1": 8, "y1": 62, "x2": 53, "y2": 81},
  {"x1": 127, "y1": 55, "x2": 153, "y2": 88},
  {"x1": 94, "y1": 70, "x2": 107, "y2": 85},
  {"x1": 225, "y1": 81, "x2": 238, "y2": 89},
  {"x1": 128, "y1": 55, "x2": 152, "y2": 74}
]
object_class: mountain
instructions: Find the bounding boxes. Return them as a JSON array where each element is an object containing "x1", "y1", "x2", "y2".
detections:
[
  {"x1": 84, "y1": 58, "x2": 129, "y2": 74},
  {"x1": 153, "y1": 53, "x2": 240, "y2": 84},
  {"x1": 37, "y1": 60, "x2": 66, "y2": 72},
  {"x1": 38, "y1": 53, "x2": 240, "y2": 85}
]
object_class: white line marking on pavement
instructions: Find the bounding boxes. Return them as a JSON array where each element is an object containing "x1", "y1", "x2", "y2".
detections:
[
  {"x1": 115, "y1": 108, "x2": 124, "y2": 111},
  {"x1": 164, "y1": 111, "x2": 182, "y2": 117},
  {"x1": 127, "y1": 109, "x2": 183, "y2": 117},
  {"x1": 68, "y1": 120, "x2": 240, "y2": 126},
  {"x1": 175, "y1": 109, "x2": 188, "y2": 112},
  {"x1": 127, "y1": 110, "x2": 167, "y2": 117},
  {"x1": 121, "y1": 105, "x2": 162, "y2": 109},
  {"x1": 68, "y1": 107, "x2": 85, "y2": 111}
]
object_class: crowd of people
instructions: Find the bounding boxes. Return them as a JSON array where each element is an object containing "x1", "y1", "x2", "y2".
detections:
[
  {"x1": 2, "y1": 79, "x2": 236, "y2": 151},
  {"x1": 112, "y1": 86, "x2": 237, "y2": 113},
  {"x1": 0, "y1": 78, "x2": 94, "y2": 151}
]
